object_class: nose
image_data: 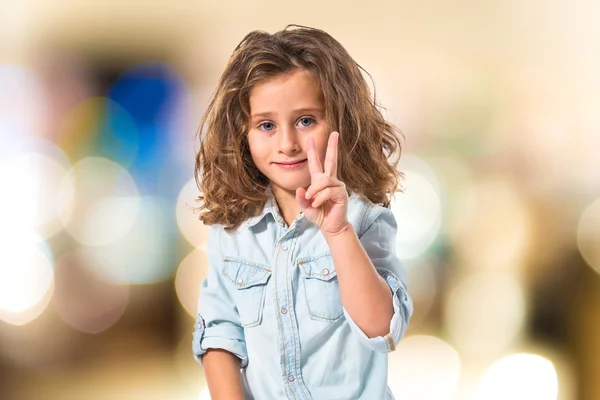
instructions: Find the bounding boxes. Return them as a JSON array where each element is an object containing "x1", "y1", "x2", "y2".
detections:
[{"x1": 278, "y1": 125, "x2": 300, "y2": 154}]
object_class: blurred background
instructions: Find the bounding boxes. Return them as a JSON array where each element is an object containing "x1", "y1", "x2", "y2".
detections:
[{"x1": 1, "y1": 1, "x2": 599, "y2": 399}]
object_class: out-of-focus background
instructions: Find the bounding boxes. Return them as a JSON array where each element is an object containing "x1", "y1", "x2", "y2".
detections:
[{"x1": 1, "y1": 1, "x2": 599, "y2": 399}]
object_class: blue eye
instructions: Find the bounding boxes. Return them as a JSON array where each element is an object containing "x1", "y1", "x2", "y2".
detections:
[
  {"x1": 298, "y1": 117, "x2": 314, "y2": 127},
  {"x1": 259, "y1": 122, "x2": 275, "y2": 131}
]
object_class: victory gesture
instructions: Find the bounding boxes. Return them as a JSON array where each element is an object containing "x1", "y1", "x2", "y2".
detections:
[{"x1": 295, "y1": 131, "x2": 349, "y2": 237}]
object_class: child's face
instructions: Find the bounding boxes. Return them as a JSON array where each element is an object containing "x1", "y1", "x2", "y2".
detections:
[{"x1": 247, "y1": 69, "x2": 330, "y2": 195}]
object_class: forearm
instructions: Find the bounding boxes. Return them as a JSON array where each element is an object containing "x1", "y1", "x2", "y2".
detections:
[
  {"x1": 202, "y1": 349, "x2": 245, "y2": 400},
  {"x1": 325, "y1": 224, "x2": 393, "y2": 338}
]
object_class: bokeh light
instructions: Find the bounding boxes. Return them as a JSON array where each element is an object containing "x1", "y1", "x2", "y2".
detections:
[
  {"x1": 391, "y1": 155, "x2": 442, "y2": 259},
  {"x1": 176, "y1": 178, "x2": 210, "y2": 248},
  {"x1": 404, "y1": 259, "x2": 437, "y2": 327},
  {"x1": 0, "y1": 233, "x2": 54, "y2": 325},
  {"x1": 477, "y1": 353, "x2": 558, "y2": 400},
  {"x1": 388, "y1": 335, "x2": 461, "y2": 400},
  {"x1": 84, "y1": 196, "x2": 174, "y2": 284},
  {"x1": 449, "y1": 177, "x2": 532, "y2": 274},
  {"x1": 56, "y1": 97, "x2": 139, "y2": 167},
  {"x1": 58, "y1": 157, "x2": 140, "y2": 247},
  {"x1": 0, "y1": 153, "x2": 39, "y2": 238},
  {"x1": 0, "y1": 139, "x2": 73, "y2": 239},
  {"x1": 2, "y1": 3, "x2": 599, "y2": 399},
  {"x1": 445, "y1": 271, "x2": 526, "y2": 356},
  {"x1": 174, "y1": 333, "x2": 208, "y2": 396},
  {"x1": 425, "y1": 156, "x2": 474, "y2": 234},
  {"x1": 107, "y1": 62, "x2": 189, "y2": 195},
  {"x1": 175, "y1": 249, "x2": 209, "y2": 317},
  {"x1": 0, "y1": 63, "x2": 48, "y2": 154},
  {"x1": 53, "y1": 249, "x2": 129, "y2": 334},
  {"x1": 577, "y1": 198, "x2": 600, "y2": 275}
]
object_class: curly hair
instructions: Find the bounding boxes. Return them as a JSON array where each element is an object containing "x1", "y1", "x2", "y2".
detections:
[{"x1": 194, "y1": 25, "x2": 404, "y2": 231}]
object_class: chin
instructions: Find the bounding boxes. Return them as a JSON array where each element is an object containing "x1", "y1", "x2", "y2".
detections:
[{"x1": 270, "y1": 177, "x2": 309, "y2": 193}]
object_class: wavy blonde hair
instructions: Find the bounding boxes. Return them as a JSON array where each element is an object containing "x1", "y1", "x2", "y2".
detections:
[{"x1": 194, "y1": 25, "x2": 404, "y2": 231}]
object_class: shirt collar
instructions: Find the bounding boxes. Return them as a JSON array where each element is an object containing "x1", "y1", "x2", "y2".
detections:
[{"x1": 243, "y1": 185, "x2": 285, "y2": 228}]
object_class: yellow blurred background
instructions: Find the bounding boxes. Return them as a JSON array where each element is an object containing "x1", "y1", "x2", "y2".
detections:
[{"x1": 1, "y1": 1, "x2": 599, "y2": 399}]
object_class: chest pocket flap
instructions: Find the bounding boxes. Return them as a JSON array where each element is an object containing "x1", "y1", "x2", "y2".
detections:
[
  {"x1": 222, "y1": 256, "x2": 271, "y2": 327},
  {"x1": 222, "y1": 257, "x2": 271, "y2": 289},
  {"x1": 297, "y1": 253, "x2": 337, "y2": 281},
  {"x1": 297, "y1": 253, "x2": 343, "y2": 322}
]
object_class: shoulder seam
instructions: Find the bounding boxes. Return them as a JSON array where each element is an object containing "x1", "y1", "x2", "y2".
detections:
[{"x1": 359, "y1": 202, "x2": 375, "y2": 237}]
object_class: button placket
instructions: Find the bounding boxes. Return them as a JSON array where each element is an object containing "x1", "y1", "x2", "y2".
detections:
[{"x1": 273, "y1": 224, "x2": 310, "y2": 398}]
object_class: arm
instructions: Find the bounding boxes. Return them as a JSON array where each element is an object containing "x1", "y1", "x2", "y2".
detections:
[
  {"x1": 325, "y1": 206, "x2": 413, "y2": 351},
  {"x1": 298, "y1": 131, "x2": 411, "y2": 351},
  {"x1": 192, "y1": 225, "x2": 247, "y2": 398},
  {"x1": 203, "y1": 349, "x2": 244, "y2": 400},
  {"x1": 325, "y1": 222, "x2": 393, "y2": 338}
]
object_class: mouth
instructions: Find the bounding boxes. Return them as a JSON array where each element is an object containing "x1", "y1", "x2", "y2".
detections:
[
  {"x1": 274, "y1": 159, "x2": 307, "y2": 165},
  {"x1": 273, "y1": 159, "x2": 307, "y2": 169}
]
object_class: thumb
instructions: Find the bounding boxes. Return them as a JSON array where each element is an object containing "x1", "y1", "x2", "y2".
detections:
[{"x1": 295, "y1": 187, "x2": 310, "y2": 211}]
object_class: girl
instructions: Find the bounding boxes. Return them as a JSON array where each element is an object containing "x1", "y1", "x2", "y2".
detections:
[{"x1": 192, "y1": 25, "x2": 413, "y2": 400}]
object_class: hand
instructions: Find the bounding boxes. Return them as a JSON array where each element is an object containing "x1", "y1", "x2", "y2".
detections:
[{"x1": 295, "y1": 131, "x2": 349, "y2": 237}]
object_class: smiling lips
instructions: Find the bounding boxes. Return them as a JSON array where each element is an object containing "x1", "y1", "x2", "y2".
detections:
[{"x1": 274, "y1": 159, "x2": 307, "y2": 169}]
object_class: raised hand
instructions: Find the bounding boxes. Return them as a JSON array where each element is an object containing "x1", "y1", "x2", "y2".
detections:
[{"x1": 295, "y1": 131, "x2": 349, "y2": 237}]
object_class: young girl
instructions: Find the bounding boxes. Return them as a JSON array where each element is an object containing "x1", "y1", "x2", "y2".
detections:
[{"x1": 192, "y1": 25, "x2": 413, "y2": 400}]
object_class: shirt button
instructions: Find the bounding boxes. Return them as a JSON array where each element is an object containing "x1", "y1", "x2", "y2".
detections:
[
  {"x1": 287, "y1": 375, "x2": 295, "y2": 382},
  {"x1": 322, "y1": 268, "x2": 330, "y2": 275},
  {"x1": 236, "y1": 278, "x2": 244, "y2": 285},
  {"x1": 281, "y1": 244, "x2": 288, "y2": 251},
  {"x1": 280, "y1": 307, "x2": 288, "y2": 314}
]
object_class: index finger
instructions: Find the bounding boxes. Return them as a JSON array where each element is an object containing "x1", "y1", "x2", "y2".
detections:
[
  {"x1": 323, "y1": 131, "x2": 338, "y2": 178},
  {"x1": 307, "y1": 136, "x2": 323, "y2": 175}
]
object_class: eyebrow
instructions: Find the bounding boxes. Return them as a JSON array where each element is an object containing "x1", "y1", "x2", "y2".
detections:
[{"x1": 250, "y1": 107, "x2": 324, "y2": 119}]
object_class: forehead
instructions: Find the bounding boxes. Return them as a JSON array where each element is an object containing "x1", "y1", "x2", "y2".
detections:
[{"x1": 249, "y1": 70, "x2": 323, "y2": 114}]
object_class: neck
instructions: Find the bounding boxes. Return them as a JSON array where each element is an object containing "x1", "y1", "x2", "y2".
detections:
[{"x1": 270, "y1": 185, "x2": 302, "y2": 227}]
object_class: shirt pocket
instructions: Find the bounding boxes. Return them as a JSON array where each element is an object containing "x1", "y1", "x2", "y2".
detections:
[
  {"x1": 222, "y1": 257, "x2": 272, "y2": 328},
  {"x1": 297, "y1": 253, "x2": 343, "y2": 322}
]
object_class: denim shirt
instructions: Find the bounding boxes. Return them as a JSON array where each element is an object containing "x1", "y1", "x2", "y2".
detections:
[{"x1": 192, "y1": 190, "x2": 413, "y2": 399}]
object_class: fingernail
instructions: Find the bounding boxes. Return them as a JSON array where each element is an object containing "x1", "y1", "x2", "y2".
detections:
[{"x1": 305, "y1": 191, "x2": 310, "y2": 199}]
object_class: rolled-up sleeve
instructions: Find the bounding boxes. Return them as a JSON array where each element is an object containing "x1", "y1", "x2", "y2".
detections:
[
  {"x1": 192, "y1": 224, "x2": 248, "y2": 367},
  {"x1": 343, "y1": 206, "x2": 414, "y2": 353}
]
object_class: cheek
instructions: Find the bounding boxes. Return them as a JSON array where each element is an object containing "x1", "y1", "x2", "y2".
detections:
[{"x1": 247, "y1": 134, "x2": 269, "y2": 163}]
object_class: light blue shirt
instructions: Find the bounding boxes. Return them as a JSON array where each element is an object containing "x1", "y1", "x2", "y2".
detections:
[{"x1": 192, "y1": 189, "x2": 413, "y2": 399}]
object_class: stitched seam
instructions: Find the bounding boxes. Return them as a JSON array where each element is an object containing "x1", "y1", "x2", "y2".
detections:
[
  {"x1": 288, "y1": 227, "x2": 309, "y2": 399},
  {"x1": 306, "y1": 272, "x2": 336, "y2": 280},
  {"x1": 238, "y1": 285, "x2": 266, "y2": 328},
  {"x1": 273, "y1": 244, "x2": 292, "y2": 397},
  {"x1": 359, "y1": 203, "x2": 374, "y2": 237},
  {"x1": 222, "y1": 272, "x2": 270, "y2": 288},
  {"x1": 297, "y1": 252, "x2": 332, "y2": 264},
  {"x1": 255, "y1": 284, "x2": 266, "y2": 327},
  {"x1": 220, "y1": 272, "x2": 268, "y2": 327},
  {"x1": 302, "y1": 279, "x2": 343, "y2": 322},
  {"x1": 392, "y1": 288, "x2": 405, "y2": 341},
  {"x1": 297, "y1": 253, "x2": 335, "y2": 279},
  {"x1": 384, "y1": 273, "x2": 403, "y2": 350},
  {"x1": 300, "y1": 269, "x2": 336, "y2": 280},
  {"x1": 223, "y1": 258, "x2": 271, "y2": 272}
]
